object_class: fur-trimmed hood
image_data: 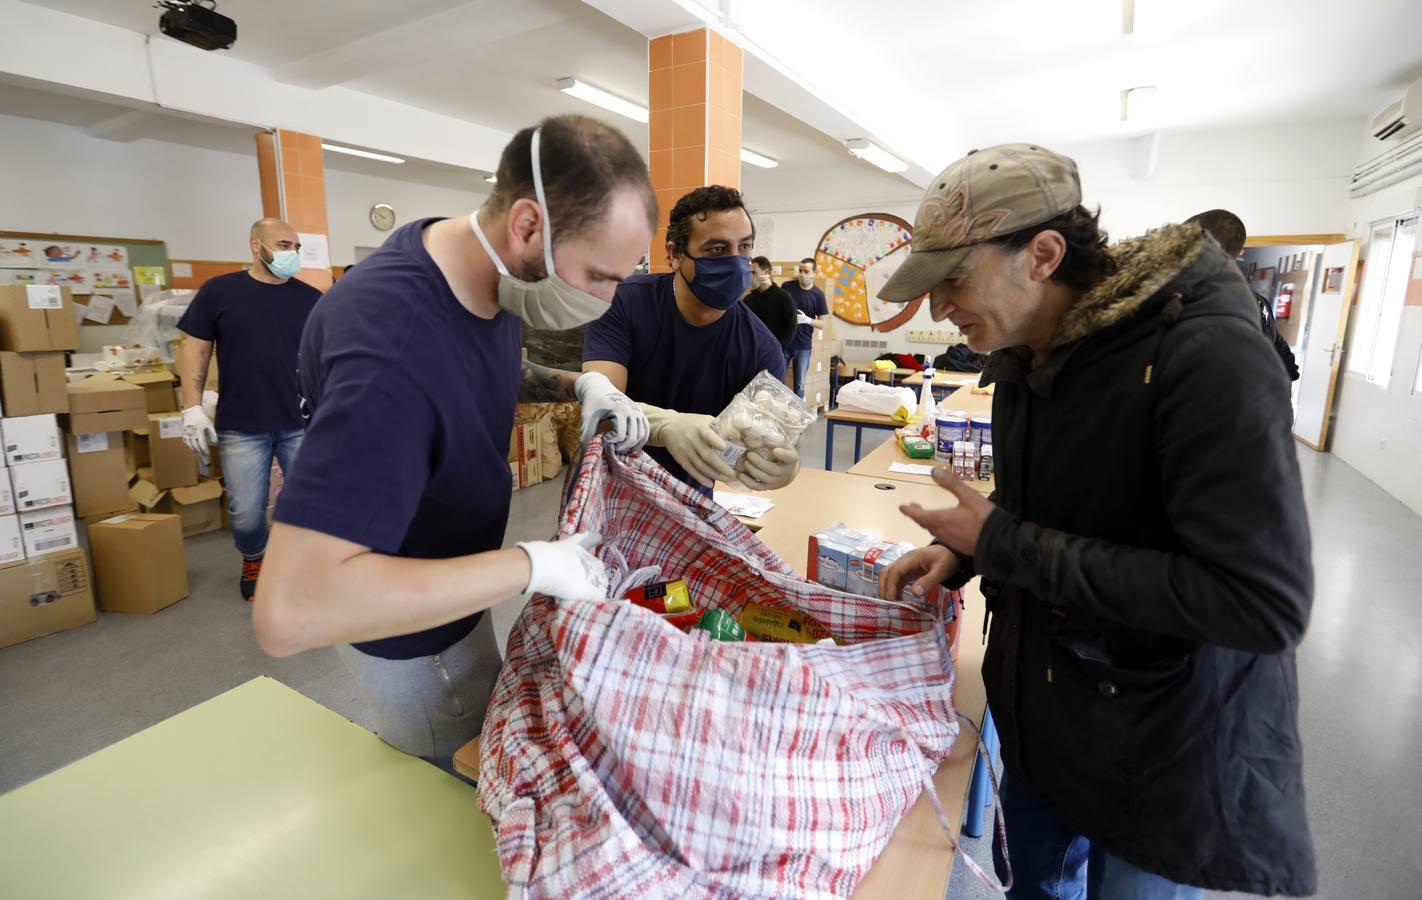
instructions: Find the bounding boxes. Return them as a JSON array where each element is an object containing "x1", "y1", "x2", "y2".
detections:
[{"x1": 1052, "y1": 221, "x2": 1210, "y2": 347}]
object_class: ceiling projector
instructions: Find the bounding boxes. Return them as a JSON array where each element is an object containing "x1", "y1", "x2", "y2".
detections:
[{"x1": 156, "y1": 0, "x2": 236, "y2": 51}]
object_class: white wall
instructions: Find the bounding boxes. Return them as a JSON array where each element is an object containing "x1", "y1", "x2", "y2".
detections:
[
  {"x1": 323, "y1": 168, "x2": 488, "y2": 266},
  {"x1": 0, "y1": 112, "x2": 261, "y2": 260},
  {"x1": 0, "y1": 113, "x2": 493, "y2": 267},
  {"x1": 1328, "y1": 130, "x2": 1422, "y2": 516}
]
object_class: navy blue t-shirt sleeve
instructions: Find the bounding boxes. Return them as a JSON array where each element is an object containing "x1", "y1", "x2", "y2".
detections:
[
  {"x1": 274, "y1": 357, "x2": 436, "y2": 554},
  {"x1": 176, "y1": 281, "x2": 219, "y2": 341},
  {"x1": 581, "y1": 289, "x2": 635, "y2": 366},
  {"x1": 812, "y1": 288, "x2": 829, "y2": 317},
  {"x1": 759, "y1": 332, "x2": 788, "y2": 380}
]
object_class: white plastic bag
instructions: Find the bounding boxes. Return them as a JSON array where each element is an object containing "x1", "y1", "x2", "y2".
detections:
[
  {"x1": 125, "y1": 289, "x2": 196, "y2": 363},
  {"x1": 835, "y1": 380, "x2": 918, "y2": 416}
]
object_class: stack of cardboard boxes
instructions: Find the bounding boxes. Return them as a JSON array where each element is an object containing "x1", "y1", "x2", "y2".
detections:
[
  {"x1": 0, "y1": 286, "x2": 192, "y2": 649},
  {"x1": 507, "y1": 407, "x2": 563, "y2": 491}
]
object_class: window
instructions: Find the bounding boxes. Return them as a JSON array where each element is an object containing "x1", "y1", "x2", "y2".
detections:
[{"x1": 1349, "y1": 215, "x2": 1418, "y2": 388}]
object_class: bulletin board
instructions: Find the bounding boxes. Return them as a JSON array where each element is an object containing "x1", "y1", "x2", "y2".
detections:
[
  {"x1": 0, "y1": 230, "x2": 173, "y2": 329},
  {"x1": 814, "y1": 213, "x2": 925, "y2": 333}
]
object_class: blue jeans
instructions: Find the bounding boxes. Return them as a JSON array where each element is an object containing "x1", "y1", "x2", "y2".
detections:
[
  {"x1": 217, "y1": 429, "x2": 303, "y2": 560},
  {"x1": 789, "y1": 349, "x2": 812, "y2": 399},
  {"x1": 994, "y1": 774, "x2": 1203, "y2": 900}
]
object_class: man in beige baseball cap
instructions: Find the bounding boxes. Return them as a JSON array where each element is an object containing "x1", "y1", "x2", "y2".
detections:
[{"x1": 879, "y1": 144, "x2": 1316, "y2": 897}]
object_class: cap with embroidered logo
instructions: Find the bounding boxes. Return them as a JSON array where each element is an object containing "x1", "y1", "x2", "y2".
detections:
[{"x1": 880, "y1": 143, "x2": 1081, "y2": 302}]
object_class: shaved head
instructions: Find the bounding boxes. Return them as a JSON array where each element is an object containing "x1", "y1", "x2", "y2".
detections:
[{"x1": 251, "y1": 218, "x2": 296, "y2": 243}]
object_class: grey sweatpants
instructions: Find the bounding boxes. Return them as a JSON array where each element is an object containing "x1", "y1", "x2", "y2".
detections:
[{"x1": 335, "y1": 613, "x2": 503, "y2": 778}]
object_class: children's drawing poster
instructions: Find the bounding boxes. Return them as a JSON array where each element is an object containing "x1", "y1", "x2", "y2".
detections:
[{"x1": 0, "y1": 238, "x2": 129, "y2": 271}]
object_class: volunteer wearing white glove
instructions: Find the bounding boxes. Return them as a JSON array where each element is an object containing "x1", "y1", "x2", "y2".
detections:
[
  {"x1": 177, "y1": 216, "x2": 322, "y2": 600},
  {"x1": 736, "y1": 446, "x2": 800, "y2": 491},
  {"x1": 782, "y1": 257, "x2": 830, "y2": 400},
  {"x1": 582, "y1": 185, "x2": 794, "y2": 495},
  {"x1": 181, "y1": 404, "x2": 218, "y2": 456},
  {"x1": 254, "y1": 118, "x2": 656, "y2": 776}
]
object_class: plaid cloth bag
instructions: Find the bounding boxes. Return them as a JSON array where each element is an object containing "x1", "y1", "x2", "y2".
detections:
[{"x1": 478, "y1": 442, "x2": 1005, "y2": 897}]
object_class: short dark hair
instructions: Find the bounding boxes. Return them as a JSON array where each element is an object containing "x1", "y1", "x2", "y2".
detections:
[
  {"x1": 751, "y1": 256, "x2": 772, "y2": 272},
  {"x1": 666, "y1": 185, "x2": 755, "y2": 255},
  {"x1": 800, "y1": 257, "x2": 815, "y2": 266},
  {"x1": 988, "y1": 205, "x2": 1115, "y2": 292},
  {"x1": 1185, "y1": 209, "x2": 1246, "y2": 258},
  {"x1": 488, "y1": 114, "x2": 656, "y2": 243}
]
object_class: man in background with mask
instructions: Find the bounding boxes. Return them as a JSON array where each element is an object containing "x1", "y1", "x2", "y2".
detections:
[
  {"x1": 745, "y1": 255, "x2": 797, "y2": 356},
  {"x1": 178, "y1": 217, "x2": 322, "y2": 600},
  {"x1": 582, "y1": 185, "x2": 800, "y2": 495},
  {"x1": 252, "y1": 116, "x2": 654, "y2": 776},
  {"x1": 782, "y1": 257, "x2": 829, "y2": 399}
]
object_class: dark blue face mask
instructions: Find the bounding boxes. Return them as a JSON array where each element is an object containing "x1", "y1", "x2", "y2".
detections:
[{"x1": 679, "y1": 253, "x2": 752, "y2": 310}]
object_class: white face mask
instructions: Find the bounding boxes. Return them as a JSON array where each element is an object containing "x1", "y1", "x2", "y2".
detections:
[{"x1": 469, "y1": 128, "x2": 608, "y2": 331}]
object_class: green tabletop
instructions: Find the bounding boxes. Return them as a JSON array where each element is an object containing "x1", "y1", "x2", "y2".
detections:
[{"x1": 0, "y1": 676, "x2": 505, "y2": 899}]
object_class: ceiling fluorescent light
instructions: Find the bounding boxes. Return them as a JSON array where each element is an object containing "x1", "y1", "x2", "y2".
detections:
[
  {"x1": 321, "y1": 143, "x2": 404, "y2": 164},
  {"x1": 740, "y1": 147, "x2": 778, "y2": 169},
  {"x1": 558, "y1": 77, "x2": 648, "y2": 124},
  {"x1": 845, "y1": 139, "x2": 907, "y2": 173},
  {"x1": 1120, "y1": 85, "x2": 1159, "y2": 122}
]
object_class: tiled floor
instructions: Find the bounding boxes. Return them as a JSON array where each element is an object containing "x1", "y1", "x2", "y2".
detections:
[{"x1": 1, "y1": 421, "x2": 1418, "y2": 899}]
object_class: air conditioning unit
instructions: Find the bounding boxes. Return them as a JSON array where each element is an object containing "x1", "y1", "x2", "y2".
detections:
[{"x1": 1372, "y1": 77, "x2": 1422, "y2": 141}]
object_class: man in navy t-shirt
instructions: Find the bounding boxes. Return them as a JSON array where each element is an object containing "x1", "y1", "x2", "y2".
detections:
[
  {"x1": 177, "y1": 218, "x2": 322, "y2": 600},
  {"x1": 782, "y1": 257, "x2": 830, "y2": 399},
  {"x1": 583, "y1": 185, "x2": 800, "y2": 496},
  {"x1": 252, "y1": 116, "x2": 656, "y2": 775}
]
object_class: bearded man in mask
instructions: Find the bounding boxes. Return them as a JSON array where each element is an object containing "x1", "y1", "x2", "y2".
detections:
[
  {"x1": 253, "y1": 115, "x2": 652, "y2": 776},
  {"x1": 582, "y1": 185, "x2": 800, "y2": 494}
]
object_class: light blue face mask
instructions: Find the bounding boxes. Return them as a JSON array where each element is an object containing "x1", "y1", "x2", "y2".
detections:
[{"x1": 261, "y1": 243, "x2": 302, "y2": 280}]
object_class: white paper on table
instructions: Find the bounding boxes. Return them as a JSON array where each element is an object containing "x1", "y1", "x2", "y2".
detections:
[
  {"x1": 889, "y1": 461, "x2": 937, "y2": 476},
  {"x1": 713, "y1": 490, "x2": 774, "y2": 519},
  {"x1": 298, "y1": 233, "x2": 331, "y2": 269},
  {"x1": 114, "y1": 292, "x2": 139, "y2": 317},
  {"x1": 83, "y1": 293, "x2": 117, "y2": 323}
]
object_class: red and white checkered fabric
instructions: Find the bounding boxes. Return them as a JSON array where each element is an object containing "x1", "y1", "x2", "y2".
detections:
[{"x1": 478, "y1": 442, "x2": 960, "y2": 898}]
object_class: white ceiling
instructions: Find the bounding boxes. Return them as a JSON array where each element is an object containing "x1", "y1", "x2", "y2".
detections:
[
  {"x1": 14, "y1": 0, "x2": 1422, "y2": 202},
  {"x1": 723, "y1": 0, "x2": 1422, "y2": 171}
]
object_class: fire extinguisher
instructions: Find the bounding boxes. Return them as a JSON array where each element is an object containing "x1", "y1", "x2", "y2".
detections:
[{"x1": 1274, "y1": 285, "x2": 1293, "y2": 320}]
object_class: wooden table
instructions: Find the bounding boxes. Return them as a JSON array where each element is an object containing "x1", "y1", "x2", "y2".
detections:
[
  {"x1": 457, "y1": 469, "x2": 990, "y2": 898},
  {"x1": 848, "y1": 435, "x2": 996, "y2": 496},
  {"x1": 0, "y1": 677, "x2": 505, "y2": 899},
  {"x1": 824, "y1": 407, "x2": 902, "y2": 469}
]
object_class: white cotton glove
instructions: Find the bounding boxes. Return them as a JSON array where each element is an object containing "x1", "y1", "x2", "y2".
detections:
[
  {"x1": 517, "y1": 531, "x2": 610, "y2": 601},
  {"x1": 575, "y1": 371, "x2": 650, "y2": 453},
  {"x1": 642, "y1": 404, "x2": 738, "y2": 488},
  {"x1": 736, "y1": 446, "x2": 800, "y2": 491},
  {"x1": 795, "y1": 310, "x2": 814, "y2": 326},
  {"x1": 181, "y1": 405, "x2": 217, "y2": 456}
]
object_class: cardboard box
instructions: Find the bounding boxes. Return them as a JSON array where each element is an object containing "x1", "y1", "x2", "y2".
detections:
[
  {"x1": 121, "y1": 371, "x2": 179, "y2": 414},
  {"x1": 145, "y1": 413, "x2": 197, "y2": 489},
  {"x1": 88, "y1": 512, "x2": 188, "y2": 614},
  {"x1": 19, "y1": 505, "x2": 79, "y2": 558},
  {"x1": 0, "y1": 351, "x2": 67, "y2": 417},
  {"x1": 0, "y1": 514, "x2": 24, "y2": 565},
  {"x1": 10, "y1": 458, "x2": 72, "y2": 512},
  {"x1": 3, "y1": 414, "x2": 63, "y2": 466},
  {"x1": 130, "y1": 477, "x2": 224, "y2": 537},
  {"x1": 63, "y1": 375, "x2": 148, "y2": 434},
  {"x1": 124, "y1": 429, "x2": 151, "y2": 477},
  {"x1": 0, "y1": 285, "x2": 81, "y2": 352},
  {"x1": 66, "y1": 432, "x2": 132, "y2": 518},
  {"x1": 0, "y1": 549, "x2": 94, "y2": 649},
  {"x1": 0, "y1": 478, "x2": 13, "y2": 516},
  {"x1": 103, "y1": 344, "x2": 163, "y2": 367},
  {"x1": 171, "y1": 335, "x2": 219, "y2": 391}
]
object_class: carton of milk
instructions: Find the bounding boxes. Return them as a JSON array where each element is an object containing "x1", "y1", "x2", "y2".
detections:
[{"x1": 812, "y1": 525, "x2": 866, "y2": 591}]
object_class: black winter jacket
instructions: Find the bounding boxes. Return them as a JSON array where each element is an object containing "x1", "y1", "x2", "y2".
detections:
[{"x1": 950, "y1": 225, "x2": 1315, "y2": 895}]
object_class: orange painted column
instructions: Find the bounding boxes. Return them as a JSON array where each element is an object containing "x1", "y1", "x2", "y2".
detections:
[
  {"x1": 254, "y1": 129, "x2": 333, "y2": 292},
  {"x1": 647, "y1": 28, "x2": 743, "y2": 273}
]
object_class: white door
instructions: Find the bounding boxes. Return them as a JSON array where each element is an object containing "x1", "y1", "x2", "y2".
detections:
[{"x1": 1293, "y1": 240, "x2": 1360, "y2": 449}]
